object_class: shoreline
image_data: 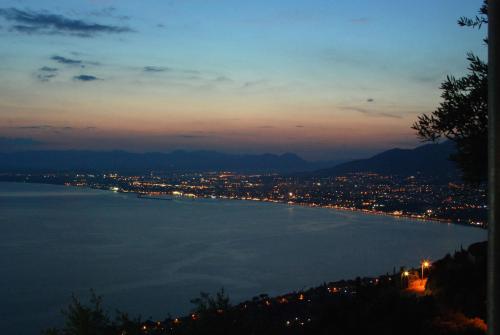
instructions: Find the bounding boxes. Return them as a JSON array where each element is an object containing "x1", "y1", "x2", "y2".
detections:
[{"x1": 0, "y1": 180, "x2": 486, "y2": 230}]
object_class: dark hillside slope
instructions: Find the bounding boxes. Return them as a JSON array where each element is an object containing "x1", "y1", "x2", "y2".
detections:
[{"x1": 315, "y1": 141, "x2": 458, "y2": 180}]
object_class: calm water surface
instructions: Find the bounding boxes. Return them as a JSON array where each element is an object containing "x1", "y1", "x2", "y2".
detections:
[{"x1": 0, "y1": 182, "x2": 487, "y2": 334}]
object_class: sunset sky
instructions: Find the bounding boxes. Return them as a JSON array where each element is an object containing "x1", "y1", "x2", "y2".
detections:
[{"x1": 0, "y1": 0, "x2": 486, "y2": 160}]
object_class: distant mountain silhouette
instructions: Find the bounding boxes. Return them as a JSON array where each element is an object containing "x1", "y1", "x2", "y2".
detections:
[
  {"x1": 314, "y1": 141, "x2": 459, "y2": 179},
  {"x1": 0, "y1": 150, "x2": 338, "y2": 174}
]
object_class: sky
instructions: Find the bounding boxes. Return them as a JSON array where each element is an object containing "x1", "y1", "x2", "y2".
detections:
[{"x1": 0, "y1": 0, "x2": 487, "y2": 161}]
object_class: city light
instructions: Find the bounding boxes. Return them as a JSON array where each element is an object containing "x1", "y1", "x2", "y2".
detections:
[
  {"x1": 421, "y1": 260, "x2": 431, "y2": 279},
  {"x1": 18, "y1": 171, "x2": 486, "y2": 228}
]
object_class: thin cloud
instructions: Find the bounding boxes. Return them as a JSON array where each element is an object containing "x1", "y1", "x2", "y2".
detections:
[
  {"x1": 51, "y1": 55, "x2": 100, "y2": 68},
  {"x1": 14, "y1": 125, "x2": 55, "y2": 130},
  {"x1": 0, "y1": 8, "x2": 133, "y2": 37},
  {"x1": 88, "y1": 7, "x2": 130, "y2": 21},
  {"x1": 343, "y1": 106, "x2": 370, "y2": 115},
  {"x1": 377, "y1": 112, "x2": 403, "y2": 119},
  {"x1": 13, "y1": 125, "x2": 73, "y2": 130},
  {"x1": 36, "y1": 73, "x2": 57, "y2": 82},
  {"x1": 51, "y1": 55, "x2": 82, "y2": 65},
  {"x1": 143, "y1": 66, "x2": 171, "y2": 73},
  {"x1": 175, "y1": 134, "x2": 210, "y2": 139},
  {"x1": 11, "y1": 125, "x2": 96, "y2": 134},
  {"x1": 39, "y1": 66, "x2": 58, "y2": 72},
  {"x1": 142, "y1": 66, "x2": 205, "y2": 79},
  {"x1": 295, "y1": 125, "x2": 305, "y2": 128},
  {"x1": 341, "y1": 106, "x2": 402, "y2": 119},
  {"x1": 73, "y1": 74, "x2": 100, "y2": 81},
  {"x1": 36, "y1": 66, "x2": 59, "y2": 82}
]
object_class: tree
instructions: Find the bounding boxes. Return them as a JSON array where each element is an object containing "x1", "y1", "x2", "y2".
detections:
[
  {"x1": 190, "y1": 288, "x2": 231, "y2": 315},
  {"x1": 412, "y1": 0, "x2": 488, "y2": 183},
  {"x1": 42, "y1": 290, "x2": 112, "y2": 335},
  {"x1": 61, "y1": 291, "x2": 111, "y2": 335}
]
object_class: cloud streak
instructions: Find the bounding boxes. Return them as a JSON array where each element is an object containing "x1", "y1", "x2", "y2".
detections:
[
  {"x1": 175, "y1": 134, "x2": 210, "y2": 139},
  {"x1": 88, "y1": 7, "x2": 130, "y2": 21},
  {"x1": 341, "y1": 106, "x2": 402, "y2": 119},
  {"x1": 143, "y1": 66, "x2": 171, "y2": 73},
  {"x1": 51, "y1": 55, "x2": 100, "y2": 69},
  {"x1": 51, "y1": 55, "x2": 82, "y2": 65},
  {"x1": 73, "y1": 75, "x2": 99, "y2": 81},
  {"x1": 13, "y1": 125, "x2": 73, "y2": 131},
  {"x1": 36, "y1": 66, "x2": 59, "y2": 82},
  {"x1": 0, "y1": 8, "x2": 133, "y2": 37},
  {"x1": 10, "y1": 125, "x2": 97, "y2": 134},
  {"x1": 40, "y1": 66, "x2": 58, "y2": 72}
]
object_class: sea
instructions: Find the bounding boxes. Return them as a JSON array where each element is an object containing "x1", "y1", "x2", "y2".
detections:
[{"x1": 0, "y1": 182, "x2": 487, "y2": 334}]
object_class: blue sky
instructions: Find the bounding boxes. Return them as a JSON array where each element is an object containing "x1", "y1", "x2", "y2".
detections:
[{"x1": 0, "y1": 0, "x2": 487, "y2": 160}]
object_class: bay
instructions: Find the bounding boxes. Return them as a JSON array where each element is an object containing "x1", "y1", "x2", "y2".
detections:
[{"x1": 0, "y1": 182, "x2": 487, "y2": 334}]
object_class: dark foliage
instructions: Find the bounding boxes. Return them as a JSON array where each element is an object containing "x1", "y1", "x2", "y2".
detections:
[
  {"x1": 426, "y1": 242, "x2": 487, "y2": 319},
  {"x1": 412, "y1": 1, "x2": 488, "y2": 183},
  {"x1": 458, "y1": 0, "x2": 488, "y2": 43},
  {"x1": 41, "y1": 290, "x2": 112, "y2": 335}
]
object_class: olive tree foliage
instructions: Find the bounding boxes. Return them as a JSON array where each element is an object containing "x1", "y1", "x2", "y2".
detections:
[
  {"x1": 458, "y1": 1, "x2": 488, "y2": 34},
  {"x1": 190, "y1": 288, "x2": 231, "y2": 315},
  {"x1": 41, "y1": 290, "x2": 143, "y2": 335},
  {"x1": 412, "y1": 0, "x2": 488, "y2": 183},
  {"x1": 41, "y1": 291, "x2": 111, "y2": 335}
]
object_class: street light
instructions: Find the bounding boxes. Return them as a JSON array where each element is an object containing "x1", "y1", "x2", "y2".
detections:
[
  {"x1": 401, "y1": 270, "x2": 410, "y2": 287},
  {"x1": 421, "y1": 260, "x2": 430, "y2": 279}
]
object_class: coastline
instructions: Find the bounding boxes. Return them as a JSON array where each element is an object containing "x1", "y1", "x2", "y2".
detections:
[{"x1": 0, "y1": 180, "x2": 486, "y2": 230}]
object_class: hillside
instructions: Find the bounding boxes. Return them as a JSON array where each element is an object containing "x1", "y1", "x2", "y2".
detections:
[{"x1": 315, "y1": 141, "x2": 458, "y2": 180}]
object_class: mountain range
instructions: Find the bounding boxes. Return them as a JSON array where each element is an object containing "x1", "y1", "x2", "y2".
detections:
[
  {"x1": 0, "y1": 141, "x2": 458, "y2": 177},
  {"x1": 0, "y1": 150, "x2": 337, "y2": 174}
]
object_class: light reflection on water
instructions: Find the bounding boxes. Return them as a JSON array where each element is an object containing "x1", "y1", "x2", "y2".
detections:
[{"x1": 0, "y1": 182, "x2": 487, "y2": 334}]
